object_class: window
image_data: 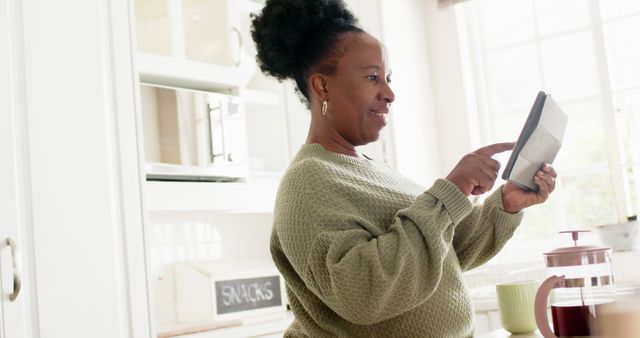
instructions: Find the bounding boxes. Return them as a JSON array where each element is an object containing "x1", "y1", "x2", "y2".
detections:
[{"x1": 456, "y1": 0, "x2": 640, "y2": 262}]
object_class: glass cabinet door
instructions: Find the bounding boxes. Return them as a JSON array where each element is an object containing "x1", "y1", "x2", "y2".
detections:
[
  {"x1": 183, "y1": 0, "x2": 242, "y2": 66},
  {"x1": 134, "y1": 0, "x2": 244, "y2": 68},
  {"x1": 135, "y1": 0, "x2": 173, "y2": 56}
]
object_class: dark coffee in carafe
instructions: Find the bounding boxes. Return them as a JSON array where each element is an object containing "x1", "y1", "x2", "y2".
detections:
[{"x1": 551, "y1": 301, "x2": 611, "y2": 337}]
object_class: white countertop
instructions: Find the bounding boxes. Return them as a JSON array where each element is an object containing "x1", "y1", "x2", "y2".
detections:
[
  {"x1": 476, "y1": 329, "x2": 543, "y2": 338},
  {"x1": 477, "y1": 329, "x2": 607, "y2": 338}
]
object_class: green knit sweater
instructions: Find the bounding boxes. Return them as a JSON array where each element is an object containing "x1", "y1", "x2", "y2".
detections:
[{"x1": 271, "y1": 144, "x2": 523, "y2": 337}]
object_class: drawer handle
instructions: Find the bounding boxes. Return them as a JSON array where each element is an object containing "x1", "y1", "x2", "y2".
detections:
[{"x1": 3, "y1": 238, "x2": 21, "y2": 301}]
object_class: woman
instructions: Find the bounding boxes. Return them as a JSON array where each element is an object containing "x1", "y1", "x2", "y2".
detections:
[{"x1": 251, "y1": 0, "x2": 556, "y2": 337}]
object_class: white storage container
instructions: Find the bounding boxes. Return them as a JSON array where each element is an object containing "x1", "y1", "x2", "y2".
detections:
[{"x1": 174, "y1": 259, "x2": 287, "y2": 323}]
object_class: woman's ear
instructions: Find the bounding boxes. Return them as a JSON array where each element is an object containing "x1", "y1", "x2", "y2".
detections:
[{"x1": 309, "y1": 73, "x2": 329, "y2": 102}]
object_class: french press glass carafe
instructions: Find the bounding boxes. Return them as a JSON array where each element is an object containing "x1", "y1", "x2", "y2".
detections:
[{"x1": 534, "y1": 230, "x2": 615, "y2": 338}]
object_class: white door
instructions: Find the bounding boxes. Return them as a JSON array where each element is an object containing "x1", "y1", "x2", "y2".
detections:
[
  {"x1": 0, "y1": 0, "x2": 152, "y2": 337},
  {"x1": 0, "y1": 0, "x2": 31, "y2": 337},
  {"x1": 16, "y1": 0, "x2": 151, "y2": 336}
]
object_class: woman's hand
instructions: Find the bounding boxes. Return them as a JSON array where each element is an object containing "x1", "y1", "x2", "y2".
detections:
[
  {"x1": 501, "y1": 163, "x2": 557, "y2": 214},
  {"x1": 446, "y1": 142, "x2": 515, "y2": 196}
]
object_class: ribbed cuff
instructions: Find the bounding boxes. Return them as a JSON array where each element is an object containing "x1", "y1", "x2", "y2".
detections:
[
  {"x1": 426, "y1": 179, "x2": 473, "y2": 225},
  {"x1": 484, "y1": 186, "x2": 523, "y2": 232}
]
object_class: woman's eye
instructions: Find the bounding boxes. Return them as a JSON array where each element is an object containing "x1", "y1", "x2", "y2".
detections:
[
  {"x1": 386, "y1": 76, "x2": 392, "y2": 84},
  {"x1": 367, "y1": 75, "x2": 378, "y2": 82}
]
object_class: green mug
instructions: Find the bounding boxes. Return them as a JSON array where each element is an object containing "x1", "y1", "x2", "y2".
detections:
[{"x1": 496, "y1": 280, "x2": 538, "y2": 334}]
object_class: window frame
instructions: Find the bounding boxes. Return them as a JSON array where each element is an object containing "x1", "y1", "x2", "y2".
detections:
[
  {"x1": 456, "y1": 0, "x2": 635, "y2": 226},
  {"x1": 418, "y1": 0, "x2": 640, "y2": 264}
]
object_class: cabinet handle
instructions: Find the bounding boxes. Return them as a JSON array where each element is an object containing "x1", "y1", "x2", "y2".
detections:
[
  {"x1": 230, "y1": 27, "x2": 243, "y2": 67},
  {"x1": 2, "y1": 238, "x2": 21, "y2": 301}
]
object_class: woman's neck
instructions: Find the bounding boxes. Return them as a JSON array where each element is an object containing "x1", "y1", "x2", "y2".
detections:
[{"x1": 306, "y1": 123, "x2": 362, "y2": 158}]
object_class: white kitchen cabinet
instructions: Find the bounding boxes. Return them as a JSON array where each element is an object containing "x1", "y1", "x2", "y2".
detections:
[
  {"x1": 134, "y1": 0, "x2": 299, "y2": 182},
  {"x1": 0, "y1": 0, "x2": 152, "y2": 337},
  {"x1": 133, "y1": 0, "x2": 395, "y2": 182},
  {"x1": 132, "y1": 2, "x2": 296, "y2": 336},
  {"x1": 1, "y1": 1, "x2": 31, "y2": 336}
]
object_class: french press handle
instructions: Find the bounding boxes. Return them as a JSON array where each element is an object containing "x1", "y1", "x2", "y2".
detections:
[{"x1": 534, "y1": 275, "x2": 565, "y2": 338}]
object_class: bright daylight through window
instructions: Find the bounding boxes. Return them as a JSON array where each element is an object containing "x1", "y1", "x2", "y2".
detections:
[{"x1": 456, "y1": 0, "x2": 640, "y2": 262}]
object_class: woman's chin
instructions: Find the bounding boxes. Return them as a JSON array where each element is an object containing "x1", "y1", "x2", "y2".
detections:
[{"x1": 363, "y1": 131, "x2": 382, "y2": 145}]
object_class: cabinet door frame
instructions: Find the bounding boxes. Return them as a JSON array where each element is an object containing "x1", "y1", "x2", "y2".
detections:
[
  {"x1": 0, "y1": 0, "x2": 33, "y2": 336},
  {"x1": 5, "y1": 0, "x2": 153, "y2": 337},
  {"x1": 112, "y1": 0, "x2": 157, "y2": 336}
]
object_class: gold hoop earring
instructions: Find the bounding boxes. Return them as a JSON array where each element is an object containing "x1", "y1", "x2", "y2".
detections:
[{"x1": 322, "y1": 100, "x2": 328, "y2": 116}]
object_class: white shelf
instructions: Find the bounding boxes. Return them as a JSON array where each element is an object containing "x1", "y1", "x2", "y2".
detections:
[
  {"x1": 240, "y1": 88, "x2": 280, "y2": 107},
  {"x1": 159, "y1": 311, "x2": 294, "y2": 338},
  {"x1": 137, "y1": 52, "x2": 257, "y2": 92},
  {"x1": 143, "y1": 173, "x2": 282, "y2": 213}
]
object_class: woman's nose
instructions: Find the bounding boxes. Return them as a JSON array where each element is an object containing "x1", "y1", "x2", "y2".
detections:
[{"x1": 380, "y1": 82, "x2": 395, "y2": 103}]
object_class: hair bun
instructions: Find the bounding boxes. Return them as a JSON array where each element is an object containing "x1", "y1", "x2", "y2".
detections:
[{"x1": 250, "y1": 0, "x2": 359, "y2": 81}]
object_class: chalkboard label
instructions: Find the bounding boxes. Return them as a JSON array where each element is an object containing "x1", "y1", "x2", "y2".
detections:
[{"x1": 214, "y1": 275, "x2": 282, "y2": 314}]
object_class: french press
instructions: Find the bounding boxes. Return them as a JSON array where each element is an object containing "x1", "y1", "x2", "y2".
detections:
[{"x1": 534, "y1": 230, "x2": 615, "y2": 338}]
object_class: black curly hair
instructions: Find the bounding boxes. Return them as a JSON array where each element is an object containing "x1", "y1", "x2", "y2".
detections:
[{"x1": 250, "y1": 0, "x2": 364, "y2": 105}]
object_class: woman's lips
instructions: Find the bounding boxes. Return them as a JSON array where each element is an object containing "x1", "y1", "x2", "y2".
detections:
[{"x1": 368, "y1": 110, "x2": 388, "y2": 126}]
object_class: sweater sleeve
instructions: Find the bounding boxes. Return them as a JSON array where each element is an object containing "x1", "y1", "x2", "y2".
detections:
[
  {"x1": 273, "y1": 175, "x2": 473, "y2": 325},
  {"x1": 451, "y1": 185, "x2": 523, "y2": 272}
]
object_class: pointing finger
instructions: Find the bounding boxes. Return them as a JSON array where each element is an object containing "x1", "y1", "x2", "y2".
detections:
[{"x1": 474, "y1": 142, "x2": 516, "y2": 157}]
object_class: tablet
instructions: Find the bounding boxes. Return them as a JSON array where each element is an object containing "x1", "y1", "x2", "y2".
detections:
[{"x1": 501, "y1": 91, "x2": 568, "y2": 190}]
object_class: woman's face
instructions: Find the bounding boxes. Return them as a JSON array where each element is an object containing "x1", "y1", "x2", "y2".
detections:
[{"x1": 324, "y1": 33, "x2": 395, "y2": 146}]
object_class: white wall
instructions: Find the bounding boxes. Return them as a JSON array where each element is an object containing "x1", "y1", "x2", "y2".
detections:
[
  {"x1": 378, "y1": 0, "x2": 443, "y2": 187},
  {"x1": 424, "y1": 1, "x2": 480, "y2": 175}
]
